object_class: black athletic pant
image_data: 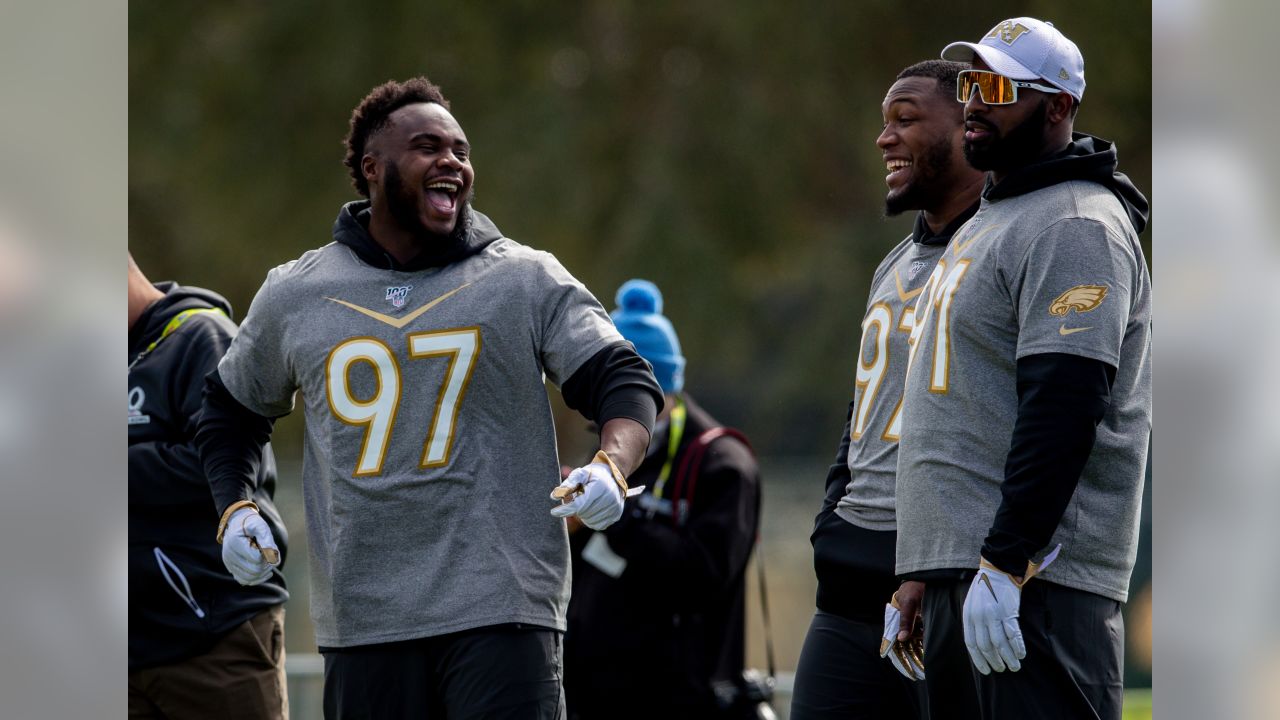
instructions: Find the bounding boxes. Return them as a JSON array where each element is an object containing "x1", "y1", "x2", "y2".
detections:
[
  {"x1": 923, "y1": 580, "x2": 983, "y2": 719},
  {"x1": 321, "y1": 623, "x2": 564, "y2": 720},
  {"x1": 927, "y1": 578, "x2": 1124, "y2": 720},
  {"x1": 790, "y1": 610, "x2": 922, "y2": 719}
]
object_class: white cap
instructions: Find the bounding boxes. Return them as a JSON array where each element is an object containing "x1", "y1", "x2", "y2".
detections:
[{"x1": 942, "y1": 17, "x2": 1085, "y2": 101}]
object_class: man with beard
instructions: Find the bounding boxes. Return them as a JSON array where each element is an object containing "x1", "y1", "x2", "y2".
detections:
[
  {"x1": 789, "y1": 59, "x2": 984, "y2": 720},
  {"x1": 195, "y1": 77, "x2": 662, "y2": 719},
  {"x1": 894, "y1": 18, "x2": 1151, "y2": 719}
]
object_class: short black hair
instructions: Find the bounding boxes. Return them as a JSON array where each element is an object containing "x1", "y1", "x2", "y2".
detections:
[
  {"x1": 895, "y1": 59, "x2": 968, "y2": 103},
  {"x1": 343, "y1": 77, "x2": 450, "y2": 197}
]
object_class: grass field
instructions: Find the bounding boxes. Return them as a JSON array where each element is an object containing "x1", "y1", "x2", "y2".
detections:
[{"x1": 1124, "y1": 688, "x2": 1153, "y2": 719}]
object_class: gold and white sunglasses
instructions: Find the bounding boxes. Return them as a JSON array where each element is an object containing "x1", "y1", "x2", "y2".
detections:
[{"x1": 957, "y1": 69, "x2": 1061, "y2": 105}]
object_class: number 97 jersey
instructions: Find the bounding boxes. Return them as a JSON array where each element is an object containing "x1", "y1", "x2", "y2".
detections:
[
  {"x1": 216, "y1": 221, "x2": 622, "y2": 649},
  {"x1": 835, "y1": 232, "x2": 949, "y2": 532}
]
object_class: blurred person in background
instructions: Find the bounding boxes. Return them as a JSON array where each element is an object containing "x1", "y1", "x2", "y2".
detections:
[
  {"x1": 1152, "y1": 7, "x2": 1280, "y2": 718},
  {"x1": 894, "y1": 18, "x2": 1151, "y2": 719},
  {"x1": 195, "y1": 77, "x2": 662, "y2": 719},
  {"x1": 128, "y1": 253, "x2": 289, "y2": 719},
  {"x1": 563, "y1": 279, "x2": 762, "y2": 720},
  {"x1": 788, "y1": 59, "x2": 985, "y2": 720}
]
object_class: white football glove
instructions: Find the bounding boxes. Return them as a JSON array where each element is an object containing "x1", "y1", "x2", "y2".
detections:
[
  {"x1": 550, "y1": 462, "x2": 624, "y2": 530},
  {"x1": 221, "y1": 507, "x2": 280, "y2": 586},
  {"x1": 880, "y1": 594, "x2": 925, "y2": 680},
  {"x1": 962, "y1": 545, "x2": 1060, "y2": 674}
]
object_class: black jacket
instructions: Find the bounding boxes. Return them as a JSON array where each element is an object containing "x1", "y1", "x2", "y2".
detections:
[
  {"x1": 128, "y1": 282, "x2": 288, "y2": 671},
  {"x1": 564, "y1": 395, "x2": 761, "y2": 719}
]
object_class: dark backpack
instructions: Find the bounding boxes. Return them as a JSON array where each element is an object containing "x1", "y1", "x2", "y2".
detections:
[{"x1": 675, "y1": 428, "x2": 777, "y2": 720}]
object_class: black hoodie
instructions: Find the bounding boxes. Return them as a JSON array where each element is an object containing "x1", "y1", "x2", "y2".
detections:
[
  {"x1": 985, "y1": 133, "x2": 1149, "y2": 235},
  {"x1": 129, "y1": 282, "x2": 288, "y2": 671},
  {"x1": 332, "y1": 199, "x2": 503, "y2": 271}
]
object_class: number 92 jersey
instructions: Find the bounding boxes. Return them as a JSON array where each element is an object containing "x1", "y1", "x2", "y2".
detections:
[
  {"x1": 216, "y1": 211, "x2": 622, "y2": 648},
  {"x1": 835, "y1": 233, "x2": 949, "y2": 531}
]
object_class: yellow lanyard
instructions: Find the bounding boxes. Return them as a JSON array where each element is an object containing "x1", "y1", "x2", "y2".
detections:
[
  {"x1": 129, "y1": 307, "x2": 225, "y2": 370},
  {"x1": 650, "y1": 396, "x2": 686, "y2": 501}
]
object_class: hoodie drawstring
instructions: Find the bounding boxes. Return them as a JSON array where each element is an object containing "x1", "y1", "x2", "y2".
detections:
[{"x1": 154, "y1": 547, "x2": 206, "y2": 619}]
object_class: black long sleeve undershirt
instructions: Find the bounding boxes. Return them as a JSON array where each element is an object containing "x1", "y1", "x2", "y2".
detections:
[
  {"x1": 818, "y1": 401, "x2": 856, "y2": 519},
  {"x1": 981, "y1": 352, "x2": 1116, "y2": 576},
  {"x1": 196, "y1": 370, "x2": 279, "y2": 517},
  {"x1": 560, "y1": 341, "x2": 662, "y2": 432},
  {"x1": 198, "y1": 341, "x2": 661, "y2": 517}
]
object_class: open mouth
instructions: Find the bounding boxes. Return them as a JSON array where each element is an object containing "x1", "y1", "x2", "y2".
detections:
[
  {"x1": 885, "y1": 159, "x2": 912, "y2": 186},
  {"x1": 425, "y1": 179, "x2": 461, "y2": 215},
  {"x1": 964, "y1": 121, "x2": 993, "y2": 143}
]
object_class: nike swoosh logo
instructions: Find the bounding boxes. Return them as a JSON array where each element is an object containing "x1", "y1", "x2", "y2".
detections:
[
  {"x1": 1058, "y1": 324, "x2": 1092, "y2": 336},
  {"x1": 325, "y1": 282, "x2": 472, "y2": 329}
]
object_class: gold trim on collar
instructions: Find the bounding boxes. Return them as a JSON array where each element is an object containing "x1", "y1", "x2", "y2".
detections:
[
  {"x1": 948, "y1": 224, "x2": 1001, "y2": 258},
  {"x1": 894, "y1": 270, "x2": 925, "y2": 302},
  {"x1": 325, "y1": 282, "x2": 472, "y2": 329}
]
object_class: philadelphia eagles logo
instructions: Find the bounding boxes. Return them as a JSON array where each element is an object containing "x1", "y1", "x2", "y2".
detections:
[{"x1": 1049, "y1": 285, "x2": 1108, "y2": 316}]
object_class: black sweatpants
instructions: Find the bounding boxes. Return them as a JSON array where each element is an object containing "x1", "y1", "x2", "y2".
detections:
[
  {"x1": 927, "y1": 578, "x2": 1124, "y2": 720},
  {"x1": 789, "y1": 610, "x2": 922, "y2": 719},
  {"x1": 321, "y1": 623, "x2": 564, "y2": 720},
  {"x1": 922, "y1": 580, "x2": 983, "y2": 719}
]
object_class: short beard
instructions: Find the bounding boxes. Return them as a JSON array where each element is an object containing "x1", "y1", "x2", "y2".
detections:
[
  {"x1": 963, "y1": 99, "x2": 1048, "y2": 172},
  {"x1": 884, "y1": 133, "x2": 953, "y2": 217},
  {"x1": 384, "y1": 161, "x2": 474, "y2": 256}
]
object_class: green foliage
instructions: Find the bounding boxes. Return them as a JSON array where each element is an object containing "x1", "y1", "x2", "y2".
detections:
[{"x1": 131, "y1": 0, "x2": 1151, "y2": 457}]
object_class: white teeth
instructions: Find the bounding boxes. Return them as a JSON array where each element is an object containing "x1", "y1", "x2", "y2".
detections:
[
  {"x1": 886, "y1": 160, "x2": 912, "y2": 171},
  {"x1": 426, "y1": 181, "x2": 459, "y2": 194}
]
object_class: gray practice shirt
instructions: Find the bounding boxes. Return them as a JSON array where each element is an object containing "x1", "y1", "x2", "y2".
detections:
[
  {"x1": 836, "y1": 233, "x2": 948, "y2": 531},
  {"x1": 895, "y1": 180, "x2": 1151, "y2": 602},
  {"x1": 218, "y1": 233, "x2": 622, "y2": 646}
]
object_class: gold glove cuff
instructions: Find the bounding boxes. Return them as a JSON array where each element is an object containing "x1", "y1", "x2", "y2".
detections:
[
  {"x1": 591, "y1": 450, "x2": 630, "y2": 497},
  {"x1": 979, "y1": 555, "x2": 1047, "y2": 589},
  {"x1": 216, "y1": 500, "x2": 260, "y2": 544}
]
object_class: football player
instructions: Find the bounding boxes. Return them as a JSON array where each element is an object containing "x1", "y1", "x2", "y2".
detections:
[
  {"x1": 894, "y1": 18, "x2": 1151, "y2": 720},
  {"x1": 789, "y1": 59, "x2": 985, "y2": 719},
  {"x1": 195, "y1": 77, "x2": 662, "y2": 719}
]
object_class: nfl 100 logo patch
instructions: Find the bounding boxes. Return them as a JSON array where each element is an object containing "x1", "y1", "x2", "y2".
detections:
[{"x1": 385, "y1": 285, "x2": 413, "y2": 308}]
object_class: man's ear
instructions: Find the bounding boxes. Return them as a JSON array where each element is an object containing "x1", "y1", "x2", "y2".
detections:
[
  {"x1": 361, "y1": 153, "x2": 379, "y2": 187},
  {"x1": 1046, "y1": 92, "x2": 1075, "y2": 125}
]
